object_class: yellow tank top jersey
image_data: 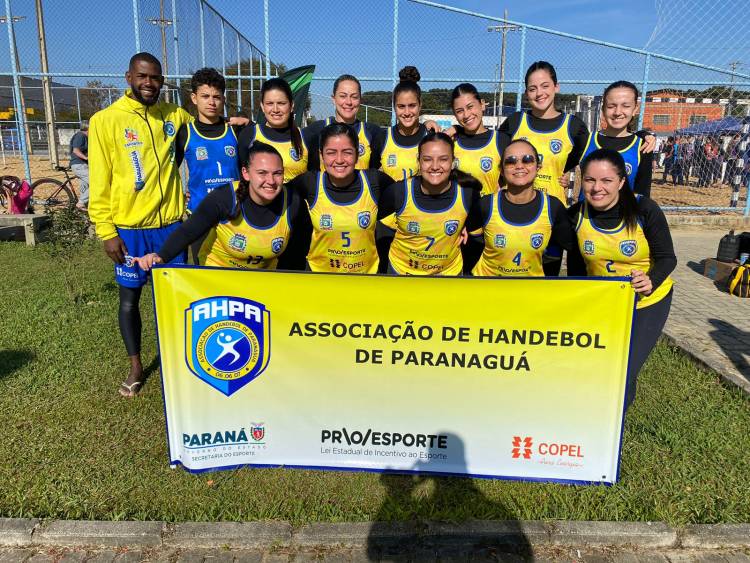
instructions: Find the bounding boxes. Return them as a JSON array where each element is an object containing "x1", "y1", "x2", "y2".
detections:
[
  {"x1": 253, "y1": 125, "x2": 309, "y2": 182},
  {"x1": 513, "y1": 112, "x2": 574, "y2": 205},
  {"x1": 199, "y1": 182, "x2": 291, "y2": 270},
  {"x1": 319, "y1": 118, "x2": 372, "y2": 171},
  {"x1": 473, "y1": 190, "x2": 552, "y2": 277},
  {"x1": 453, "y1": 130, "x2": 503, "y2": 197},
  {"x1": 575, "y1": 202, "x2": 673, "y2": 309},
  {"x1": 380, "y1": 126, "x2": 420, "y2": 181},
  {"x1": 307, "y1": 171, "x2": 379, "y2": 274},
  {"x1": 389, "y1": 178, "x2": 467, "y2": 276}
]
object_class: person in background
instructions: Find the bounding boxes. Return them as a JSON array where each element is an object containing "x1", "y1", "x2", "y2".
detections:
[{"x1": 70, "y1": 120, "x2": 89, "y2": 211}]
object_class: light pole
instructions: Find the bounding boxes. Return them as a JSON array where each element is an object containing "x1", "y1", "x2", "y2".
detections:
[
  {"x1": 35, "y1": 0, "x2": 59, "y2": 167},
  {"x1": 728, "y1": 60, "x2": 743, "y2": 118},
  {"x1": 0, "y1": 14, "x2": 33, "y2": 157},
  {"x1": 147, "y1": 0, "x2": 173, "y2": 102},
  {"x1": 488, "y1": 9, "x2": 520, "y2": 128}
]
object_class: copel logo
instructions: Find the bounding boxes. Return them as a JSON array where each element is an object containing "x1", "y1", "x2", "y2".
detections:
[
  {"x1": 512, "y1": 436, "x2": 584, "y2": 460},
  {"x1": 511, "y1": 436, "x2": 533, "y2": 459}
]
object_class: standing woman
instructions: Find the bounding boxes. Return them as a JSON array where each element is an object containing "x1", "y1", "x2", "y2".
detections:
[
  {"x1": 133, "y1": 143, "x2": 305, "y2": 271},
  {"x1": 472, "y1": 139, "x2": 575, "y2": 277},
  {"x1": 451, "y1": 83, "x2": 510, "y2": 197},
  {"x1": 567, "y1": 148, "x2": 676, "y2": 409},
  {"x1": 378, "y1": 131, "x2": 483, "y2": 276},
  {"x1": 288, "y1": 122, "x2": 395, "y2": 274},
  {"x1": 303, "y1": 74, "x2": 384, "y2": 172},
  {"x1": 500, "y1": 61, "x2": 589, "y2": 205},
  {"x1": 237, "y1": 78, "x2": 308, "y2": 182},
  {"x1": 578, "y1": 81, "x2": 653, "y2": 199}
]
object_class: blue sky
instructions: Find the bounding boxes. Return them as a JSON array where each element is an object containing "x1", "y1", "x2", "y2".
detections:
[{"x1": 1, "y1": 0, "x2": 747, "y2": 119}]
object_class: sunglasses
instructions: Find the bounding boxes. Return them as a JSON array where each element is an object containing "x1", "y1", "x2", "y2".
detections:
[{"x1": 503, "y1": 154, "x2": 538, "y2": 165}]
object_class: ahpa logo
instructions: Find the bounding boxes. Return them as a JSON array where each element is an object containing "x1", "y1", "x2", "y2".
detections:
[
  {"x1": 271, "y1": 237, "x2": 285, "y2": 255},
  {"x1": 289, "y1": 147, "x2": 300, "y2": 162},
  {"x1": 185, "y1": 297, "x2": 271, "y2": 396},
  {"x1": 444, "y1": 220, "x2": 459, "y2": 236},
  {"x1": 549, "y1": 139, "x2": 563, "y2": 154},
  {"x1": 620, "y1": 239, "x2": 638, "y2": 257},
  {"x1": 163, "y1": 120, "x2": 176, "y2": 136},
  {"x1": 358, "y1": 211, "x2": 371, "y2": 229},
  {"x1": 480, "y1": 156, "x2": 493, "y2": 172},
  {"x1": 225, "y1": 145, "x2": 236, "y2": 158},
  {"x1": 512, "y1": 436, "x2": 533, "y2": 459},
  {"x1": 530, "y1": 233, "x2": 544, "y2": 249},
  {"x1": 358, "y1": 143, "x2": 365, "y2": 156},
  {"x1": 625, "y1": 162, "x2": 633, "y2": 176}
]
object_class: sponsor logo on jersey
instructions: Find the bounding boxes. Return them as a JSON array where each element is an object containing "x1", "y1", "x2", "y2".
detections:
[
  {"x1": 185, "y1": 297, "x2": 271, "y2": 396},
  {"x1": 494, "y1": 234, "x2": 506, "y2": 248},
  {"x1": 625, "y1": 162, "x2": 633, "y2": 176},
  {"x1": 358, "y1": 211, "x2": 371, "y2": 229},
  {"x1": 225, "y1": 145, "x2": 236, "y2": 158},
  {"x1": 289, "y1": 147, "x2": 300, "y2": 162},
  {"x1": 228, "y1": 233, "x2": 247, "y2": 252},
  {"x1": 387, "y1": 154, "x2": 397, "y2": 167},
  {"x1": 444, "y1": 220, "x2": 460, "y2": 236},
  {"x1": 407, "y1": 221, "x2": 420, "y2": 235},
  {"x1": 271, "y1": 237, "x2": 284, "y2": 255},
  {"x1": 163, "y1": 121, "x2": 176, "y2": 137},
  {"x1": 583, "y1": 240, "x2": 595, "y2": 255},
  {"x1": 196, "y1": 147, "x2": 208, "y2": 161},
  {"x1": 480, "y1": 156, "x2": 493, "y2": 172},
  {"x1": 620, "y1": 239, "x2": 638, "y2": 257},
  {"x1": 124, "y1": 128, "x2": 142, "y2": 148},
  {"x1": 530, "y1": 233, "x2": 544, "y2": 249},
  {"x1": 320, "y1": 214, "x2": 333, "y2": 230},
  {"x1": 549, "y1": 139, "x2": 563, "y2": 154},
  {"x1": 129, "y1": 150, "x2": 145, "y2": 191},
  {"x1": 358, "y1": 143, "x2": 365, "y2": 156}
]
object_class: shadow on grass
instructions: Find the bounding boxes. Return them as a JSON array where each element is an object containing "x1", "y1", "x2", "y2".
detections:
[
  {"x1": 708, "y1": 318, "x2": 750, "y2": 381},
  {"x1": 366, "y1": 433, "x2": 530, "y2": 560},
  {"x1": 0, "y1": 349, "x2": 35, "y2": 380}
]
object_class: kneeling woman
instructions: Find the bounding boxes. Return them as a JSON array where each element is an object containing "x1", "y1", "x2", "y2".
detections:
[
  {"x1": 134, "y1": 143, "x2": 305, "y2": 271},
  {"x1": 378, "y1": 131, "x2": 483, "y2": 276},
  {"x1": 288, "y1": 122, "x2": 396, "y2": 274},
  {"x1": 568, "y1": 148, "x2": 676, "y2": 409},
  {"x1": 472, "y1": 139, "x2": 575, "y2": 277}
]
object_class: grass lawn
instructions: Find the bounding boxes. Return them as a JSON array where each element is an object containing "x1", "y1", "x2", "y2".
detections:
[{"x1": 0, "y1": 240, "x2": 748, "y2": 525}]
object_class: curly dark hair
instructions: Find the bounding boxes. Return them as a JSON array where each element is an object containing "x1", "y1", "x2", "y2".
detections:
[{"x1": 190, "y1": 67, "x2": 226, "y2": 94}]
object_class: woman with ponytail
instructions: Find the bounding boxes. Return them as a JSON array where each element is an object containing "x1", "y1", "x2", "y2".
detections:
[
  {"x1": 378, "y1": 132, "x2": 484, "y2": 276},
  {"x1": 133, "y1": 143, "x2": 305, "y2": 271},
  {"x1": 567, "y1": 148, "x2": 675, "y2": 409},
  {"x1": 237, "y1": 78, "x2": 308, "y2": 182}
]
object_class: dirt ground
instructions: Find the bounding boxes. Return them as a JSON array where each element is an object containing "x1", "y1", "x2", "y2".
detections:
[{"x1": 1, "y1": 157, "x2": 747, "y2": 212}]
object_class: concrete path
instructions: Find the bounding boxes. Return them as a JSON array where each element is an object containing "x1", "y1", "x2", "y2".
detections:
[{"x1": 664, "y1": 229, "x2": 750, "y2": 394}]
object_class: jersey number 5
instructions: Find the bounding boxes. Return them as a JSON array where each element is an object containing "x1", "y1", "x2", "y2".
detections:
[{"x1": 341, "y1": 232, "x2": 351, "y2": 248}]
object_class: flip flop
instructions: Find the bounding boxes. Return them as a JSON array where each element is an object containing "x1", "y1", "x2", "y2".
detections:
[{"x1": 119, "y1": 380, "x2": 143, "y2": 398}]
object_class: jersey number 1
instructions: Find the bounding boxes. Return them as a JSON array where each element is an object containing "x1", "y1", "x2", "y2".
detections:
[{"x1": 216, "y1": 161, "x2": 223, "y2": 177}]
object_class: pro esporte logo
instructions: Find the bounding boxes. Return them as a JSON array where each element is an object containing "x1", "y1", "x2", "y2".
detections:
[{"x1": 185, "y1": 297, "x2": 271, "y2": 396}]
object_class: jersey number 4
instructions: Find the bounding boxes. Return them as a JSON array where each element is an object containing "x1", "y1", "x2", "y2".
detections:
[{"x1": 512, "y1": 252, "x2": 522, "y2": 266}]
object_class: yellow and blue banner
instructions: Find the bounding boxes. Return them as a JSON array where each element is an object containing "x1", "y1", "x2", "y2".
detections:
[{"x1": 153, "y1": 267, "x2": 635, "y2": 484}]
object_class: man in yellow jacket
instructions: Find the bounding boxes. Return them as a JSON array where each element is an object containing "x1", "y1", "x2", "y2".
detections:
[{"x1": 89, "y1": 52, "x2": 192, "y2": 397}]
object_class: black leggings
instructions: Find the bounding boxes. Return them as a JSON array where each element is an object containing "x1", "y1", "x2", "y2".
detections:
[
  {"x1": 118, "y1": 285, "x2": 143, "y2": 357},
  {"x1": 626, "y1": 289, "x2": 673, "y2": 409}
]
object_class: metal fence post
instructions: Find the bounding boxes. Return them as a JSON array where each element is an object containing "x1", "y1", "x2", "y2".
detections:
[
  {"x1": 132, "y1": 0, "x2": 141, "y2": 52},
  {"x1": 236, "y1": 35, "x2": 242, "y2": 113},
  {"x1": 638, "y1": 53, "x2": 651, "y2": 131},
  {"x1": 75, "y1": 86, "x2": 81, "y2": 123},
  {"x1": 171, "y1": 0, "x2": 181, "y2": 105},
  {"x1": 390, "y1": 0, "x2": 399, "y2": 126},
  {"x1": 199, "y1": 0, "x2": 206, "y2": 67},
  {"x1": 515, "y1": 25, "x2": 526, "y2": 111},
  {"x1": 220, "y1": 19, "x2": 227, "y2": 116},
  {"x1": 4, "y1": 0, "x2": 31, "y2": 181},
  {"x1": 264, "y1": 0, "x2": 270, "y2": 79}
]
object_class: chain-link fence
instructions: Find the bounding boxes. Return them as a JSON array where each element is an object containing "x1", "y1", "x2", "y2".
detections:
[{"x1": 1, "y1": 0, "x2": 749, "y2": 213}]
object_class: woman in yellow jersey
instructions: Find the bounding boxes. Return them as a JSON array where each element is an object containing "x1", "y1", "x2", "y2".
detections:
[
  {"x1": 567, "y1": 148, "x2": 676, "y2": 409},
  {"x1": 237, "y1": 78, "x2": 308, "y2": 182},
  {"x1": 133, "y1": 143, "x2": 305, "y2": 272},
  {"x1": 303, "y1": 74, "x2": 382, "y2": 172},
  {"x1": 378, "y1": 132, "x2": 483, "y2": 276},
  {"x1": 451, "y1": 83, "x2": 510, "y2": 197},
  {"x1": 472, "y1": 139, "x2": 575, "y2": 277},
  {"x1": 288, "y1": 122, "x2": 396, "y2": 274}
]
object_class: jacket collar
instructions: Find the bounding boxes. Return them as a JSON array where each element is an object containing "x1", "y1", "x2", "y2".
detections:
[{"x1": 118, "y1": 89, "x2": 160, "y2": 113}]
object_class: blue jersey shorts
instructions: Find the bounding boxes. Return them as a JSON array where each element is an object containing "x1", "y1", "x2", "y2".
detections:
[{"x1": 115, "y1": 222, "x2": 186, "y2": 288}]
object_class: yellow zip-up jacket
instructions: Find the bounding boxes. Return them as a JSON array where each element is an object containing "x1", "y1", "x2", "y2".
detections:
[{"x1": 88, "y1": 90, "x2": 192, "y2": 240}]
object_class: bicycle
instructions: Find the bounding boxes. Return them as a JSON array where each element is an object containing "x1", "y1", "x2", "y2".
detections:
[{"x1": 1, "y1": 169, "x2": 78, "y2": 213}]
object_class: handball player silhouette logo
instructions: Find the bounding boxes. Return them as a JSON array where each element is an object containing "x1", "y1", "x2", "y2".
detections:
[
  {"x1": 185, "y1": 296, "x2": 271, "y2": 396},
  {"x1": 620, "y1": 240, "x2": 638, "y2": 257}
]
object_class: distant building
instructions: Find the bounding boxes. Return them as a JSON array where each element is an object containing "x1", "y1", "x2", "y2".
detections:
[{"x1": 642, "y1": 89, "x2": 727, "y2": 134}]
